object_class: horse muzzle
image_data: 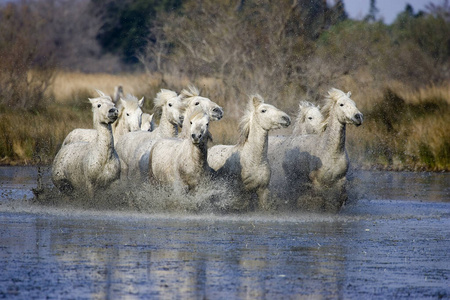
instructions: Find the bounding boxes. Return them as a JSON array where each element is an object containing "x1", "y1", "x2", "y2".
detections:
[
  {"x1": 179, "y1": 115, "x2": 185, "y2": 127},
  {"x1": 211, "y1": 107, "x2": 224, "y2": 121},
  {"x1": 108, "y1": 108, "x2": 119, "y2": 122},
  {"x1": 353, "y1": 113, "x2": 363, "y2": 126},
  {"x1": 281, "y1": 115, "x2": 291, "y2": 128},
  {"x1": 191, "y1": 132, "x2": 204, "y2": 144}
]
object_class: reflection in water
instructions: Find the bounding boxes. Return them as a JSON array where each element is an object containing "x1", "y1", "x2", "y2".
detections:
[
  {"x1": 0, "y1": 167, "x2": 449, "y2": 298},
  {"x1": 0, "y1": 212, "x2": 359, "y2": 299},
  {"x1": 0, "y1": 207, "x2": 449, "y2": 298}
]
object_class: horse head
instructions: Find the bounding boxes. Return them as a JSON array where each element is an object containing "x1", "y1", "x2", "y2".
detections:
[
  {"x1": 324, "y1": 88, "x2": 363, "y2": 127},
  {"x1": 89, "y1": 91, "x2": 118, "y2": 125},
  {"x1": 250, "y1": 94, "x2": 291, "y2": 131},
  {"x1": 181, "y1": 85, "x2": 223, "y2": 124},
  {"x1": 295, "y1": 101, "x2": 324, "y2": 134},
  {"x1": 154, "y1": 89, "x2": 185, "y2": 128},
  {"x1": 118, "y1": 94, "x2": 144, "y2": 132},
  {"x1": 183, "y1": 106, "x2": 211, "y2": 145}
]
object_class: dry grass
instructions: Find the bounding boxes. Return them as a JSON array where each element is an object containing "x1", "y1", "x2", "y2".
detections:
[
  {"x1": 0, "y1": 104, "x2": 90, "y2": 165},
  {"x1": 50, "y1": 71, "x2": 158, "y2": 103},
  {"x1": 1, "y1": 71, "x2": 449, "y2": 170},
  {"x1": 346, "y1": 83, "x2": 450, "y2": 171}
]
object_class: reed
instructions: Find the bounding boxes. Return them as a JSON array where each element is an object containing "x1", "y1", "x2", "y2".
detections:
[{"x1": 0, "y1": 71, "x2": 448, "y2": 171}]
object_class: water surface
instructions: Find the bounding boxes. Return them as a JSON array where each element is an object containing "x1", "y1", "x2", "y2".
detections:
[{"x1": 0, "y1": 167, "x2": 449, "y2": 299}]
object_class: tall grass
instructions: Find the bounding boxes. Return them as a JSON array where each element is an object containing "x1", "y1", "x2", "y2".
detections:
[
  {"x1": 0, "y1": 103, "x2": 90, "y2": 165},
  {"x1": 347, "y1": 83, "x2": 450, "y2": 171},
  {"x1": 0, "y1": 71, "x2": 448, "y2": 171}
]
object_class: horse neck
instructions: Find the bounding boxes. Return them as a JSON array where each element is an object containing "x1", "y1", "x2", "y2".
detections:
[
  {"x1": 321, "y1": 110, "x2": 346, "y2": 155},
  {"x1": 111, "y1": 114, "x2": 125, "y2": 140},
  {"x1": 242, "y1": 120, "x2": 269, "y2": 164},
  {"x1": 292, "y1": 123, "x2": 306, "y2": 135},
  {"x1": 292, "y1": 116, "x2": 304, "y2": 135},
  {"x1": 93, "y1": 121, "x2": 115, "y2": 159},
  {"x1": 186, "y1": 139, "x2": 209, "y2": 170},
  {"x1": 157, "y1": 115, "x2": 178, "y2": 138}
]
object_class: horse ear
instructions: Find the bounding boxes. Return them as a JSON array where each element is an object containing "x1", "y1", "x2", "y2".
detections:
[
  {"x1": 138, "y1": 97, "x2": 145, "y2": 107},
  {"x1": 120, "y1": 98, "x2": 126, "y2": 107},
  {"x1": 113, "y1": 86, "x2": 123, "y2": 103},
  {"x1": 88, "y1": 98, "x2": 98, "y2": 106},
  {"x1": 299, "y1": 100, "x2": 309, "y2": 110},
  {"x1": 347, "y1": 91, "x2": 352, "y2": 97},
  {"x1": 95, "y1": 89, "x2": 106, "y2": 97},
  {"x1": 251, "y1": 94, "x2": 264, "y2": 108}
]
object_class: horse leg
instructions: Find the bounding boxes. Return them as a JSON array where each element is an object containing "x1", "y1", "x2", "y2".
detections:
[
  {"x1": 256, "y1": 187, "x2": 274, "y2": 211},
  {"x1": 86, "y1": 182, "x2": 95, "y2": 200}
]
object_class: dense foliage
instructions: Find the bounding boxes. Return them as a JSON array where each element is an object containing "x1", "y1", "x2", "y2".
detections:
[{"x1": 90, "y1": 0, "x2": 182, "y2": 64}]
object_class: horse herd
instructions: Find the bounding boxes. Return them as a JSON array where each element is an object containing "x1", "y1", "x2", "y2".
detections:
[{"x1": 51, "y1": 85, "x2": 363, "y2": 213}]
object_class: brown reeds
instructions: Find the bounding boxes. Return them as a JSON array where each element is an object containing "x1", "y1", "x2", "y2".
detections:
[{"x1": 0, "y1": 71, "x2": 448, "y2": 171}]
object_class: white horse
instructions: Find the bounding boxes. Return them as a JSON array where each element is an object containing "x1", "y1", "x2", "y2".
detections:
[
  {"x1": 208, "y1": 94, "x2": 291, "y2": 211},
  {"x1": 112, "y1": 94, "x2": 144, "y2": 137},
  {"x1": 62, "y1": 91, "x2": 144, "y2": 146},
  {"x1": 115, "y1": 89, "x2": 185, "y2": 179},
  {"x1": 113, "y1": 85, "x2": 124, "y2": 104},
  {"x1": 180, "y1": 85, "x2": 223, "y2": 125},
  {"x1": 141, "y1": 113, "x2": 155, "y2": 131},
  {"x1": 52, "y1": 92, "x2": 121, "y2": 198},
  {"x1": 113, "y1": 85, "x2": 155, "y2": 132},
  {"x1": 269, "y1": 88, "x2": 363, "y2": 212},
  {"x1": 292, "y1": 101, "x2": 324, "y2": 135},
  {"x1": 116, "y1": 86, "x2": 223, "y2": 180},
  {"x1": 149, "y1": 106, "x2": 212, "y2": 192}
]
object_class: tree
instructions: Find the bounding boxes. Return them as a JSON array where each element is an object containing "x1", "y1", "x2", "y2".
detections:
[
  {"x1": 0, "y1": 2, "x2": 56, "y2": 110},
  {"x1": 90, "y1": 0, "x2": 182, "y2": 64},
  {"x1": 365, "y1": 0, "x2": 379, "y2": 22}
]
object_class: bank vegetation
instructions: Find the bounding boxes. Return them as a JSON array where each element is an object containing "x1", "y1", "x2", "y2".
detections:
[{"x1": 0, "y1": 0, "x2": 449, "y2": 171}]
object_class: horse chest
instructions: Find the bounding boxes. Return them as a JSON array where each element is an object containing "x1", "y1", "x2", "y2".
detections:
[
  {"x1": 315, "y1": 153, "x2": 348, "y2": 184},
  {"x1": 178, "y1": 160, "x2": 204, "y2": 188},
  {"x1": 241, "y1": 162, "x2": 270, "y2": 190},
  {"x1": 86, "y1": 153, "x2": 120, "y2": 186}
]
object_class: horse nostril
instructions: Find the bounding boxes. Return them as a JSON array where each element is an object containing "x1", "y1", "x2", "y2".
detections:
[
  {"x1": 283, "y1": 115, "x2": 291, "y2": 125},
  {"x1": 109, "y1": 108, "x2": 117, "y2": 113},
  {"x1": 191, "y1": 134, "x2": 195, "y2": 139}
]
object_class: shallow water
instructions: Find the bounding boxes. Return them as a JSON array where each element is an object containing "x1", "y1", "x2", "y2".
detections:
[{"x1": 0, "y1": 166, "x2": 449, "y2": 299}]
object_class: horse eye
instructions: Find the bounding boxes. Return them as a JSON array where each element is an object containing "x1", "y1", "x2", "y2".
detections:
[
  {"x1": 195, "y1": 102, "x2": 199, "y2": 106},
  {"x1": 308, "y1": 117, "x2": 312, "y2": 120},
  {"x1": 261, "y1": 109, "x2": 266, "y2": 113},
  {"x1": 97, "y1": 104, "x2": 101, "y2": 108},
  {"x1": 340, "y1": 103, "x2": 344, "y2": 107},
  {"x1": 126, "y1": 113, "x2": 130, "y2": 116},
  {"x1": 168, "y1": 103, "x2": 172, "y2": 107},
  {"x1": 190, "y1": 121, "x2": 192, "y2": 125}
]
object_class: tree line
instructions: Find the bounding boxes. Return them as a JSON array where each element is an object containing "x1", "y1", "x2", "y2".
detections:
[{"x1": 0, "y1": 0, "x2": 449, "y2": 110}]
